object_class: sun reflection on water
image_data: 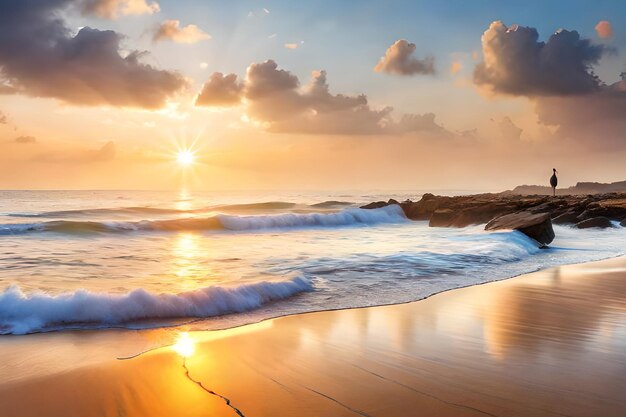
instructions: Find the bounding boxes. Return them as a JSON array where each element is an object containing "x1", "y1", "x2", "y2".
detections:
[{"x1": 171, "y1": 232, "x2": 209, "y2": 291}]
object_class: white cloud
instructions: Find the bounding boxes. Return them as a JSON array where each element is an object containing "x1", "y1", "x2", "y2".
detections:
[{"x1": 153, "y1": 20, "x2": 211, "y2": 44}]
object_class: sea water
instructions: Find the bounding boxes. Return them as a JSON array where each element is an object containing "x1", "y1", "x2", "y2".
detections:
[{"x1": 0, "y1": 190, "x2": 624, "y2": 334}]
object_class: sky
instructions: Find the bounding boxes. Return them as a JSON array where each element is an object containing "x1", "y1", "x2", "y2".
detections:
[{"x1": 0, "y1": 0, "x2": 624, "y2": 191}]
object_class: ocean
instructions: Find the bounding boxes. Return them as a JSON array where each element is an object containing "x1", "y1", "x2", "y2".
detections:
[{"x1": 1, "y1": 190, "x2": 624, "y2": 335}]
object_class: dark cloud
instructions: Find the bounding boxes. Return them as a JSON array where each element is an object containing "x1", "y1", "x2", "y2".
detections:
[
  {"x1": 473, "y1": 21, "x2": 625, "y2": 148},
  {"x1": 374, "y1": 40, "x2": 435, "y2": 76},
  {"x1": 15, "y1": 136, "x2": 36, "y2": 144},
  {"x1": 474, "y1": 21, "x2": 607, "y2": 96},
  {"x1": 0, "y1": 0, "x2": 187, "y2": 109},
  {"x1": 244, "y1": 61, "x2": 393, "y2": 134},
  {"x1": 245, "y1": 60, "x2": 300, "y2": 100},
  {"x1": 195, "y1": 73, "x2": 243, "y2": 107}
]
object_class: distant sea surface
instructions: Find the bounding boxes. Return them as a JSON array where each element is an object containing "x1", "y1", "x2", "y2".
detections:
[{"x1": 1, "y1": 190, "x2": 624, "y2": 335}]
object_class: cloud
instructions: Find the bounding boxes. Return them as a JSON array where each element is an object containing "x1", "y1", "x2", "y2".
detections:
[
  {"x1": 36, "y1": 141, "x2": 116, "y2": 163},
  {"x1": 15, "y1": 136, "x2": 36, "y2": 144},
  {"x1": 474, "y1": 21, "x2": 607, "y2": 96},
  {"x1": 534, "y1": 79, "x2": 626, "y2": 147},
  {"x1": 284, "y1": 43, "x2": 299, "y2": 49},
  {"x1": 244, "y1": 61, "x2": 393, "y2": 134},
  {"x1": 595, "y1": 20, "x2": 613, "y2": 39},
  {"x1": 393, "y1": 113, "x2": 451, "y2": 137},
  {"x1": 194, "y1": 59, "x2": 454, "y2": 136},
  {"x1": 153, "y1": 20, "x2": 211, "y2": 44},
  {"x1": 195, "y1": 73, "x2": 244, "y2": 107},
  {"x1": 472, "y1": 21, "x2": 625, "y2": 148},
  {"x1": 498, "y1": 116, "x2": 522, "y2": 140},
  {"x1": 79, "y1": 0, "x2": 160, "y2": 19},
  {"x1": 374, "y1": 40, "x2": 435, "y2": 76},
  {"x1": 0, "y1": 111, "x2": 6, "y2": 124},
  {"x1": 0, "y1": 0, "x2": 187, "y2": 109},
  {"x1": 244, "y1": 59, "x2": 300, "y2": 101}
]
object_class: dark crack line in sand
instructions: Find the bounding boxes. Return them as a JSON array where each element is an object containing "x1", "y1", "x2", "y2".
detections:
[
  {"x1": 240, "y1": 357, "x2": 296, "y2": 394},
  {"x1": 380, "y1": 360, "x2": 575, "y2": 417},
  {"x1": 182, "y1": 359, "x2": 245, "y2": 417},
  {"x1": 351, "y1": 364, "x2": 500, "y2": 417},
  {"x1": 301, "y1": 385, "x2": 373, "y2": 417}
]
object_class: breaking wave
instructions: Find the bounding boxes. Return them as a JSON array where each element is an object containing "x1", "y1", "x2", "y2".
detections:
[
  {"x1": 2, "y1": 200, "x2": 352, "y2": 218},
  {"x1": 0, "y1": 205, "x2": 407, "y2": 235},
  {"x1": 0, "y1": 274, "x2": 313, "y2": 335}
]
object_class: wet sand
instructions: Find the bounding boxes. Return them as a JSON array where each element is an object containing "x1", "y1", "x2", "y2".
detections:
[{"x1": 1, "y1": 256, "x2": 626, "y2": 416}]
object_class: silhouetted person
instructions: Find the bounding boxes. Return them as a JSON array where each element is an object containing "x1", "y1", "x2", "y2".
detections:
[{"x1": 550, "y1": 168, "x2": 558, "y2": 196}]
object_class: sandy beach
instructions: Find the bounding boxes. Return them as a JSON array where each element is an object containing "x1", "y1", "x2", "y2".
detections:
[{"x1": 0, "y1": 256, "x2": 624, "y2": 416}]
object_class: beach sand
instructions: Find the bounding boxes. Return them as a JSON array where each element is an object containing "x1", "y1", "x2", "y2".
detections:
[{"x1": 1, "y1": 256, "x2": 626, "y2": 417}]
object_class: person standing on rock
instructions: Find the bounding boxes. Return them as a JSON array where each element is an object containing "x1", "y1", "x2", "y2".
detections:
[{"x1": 550, "y1": 168, "x2": 558, "y2": 196}]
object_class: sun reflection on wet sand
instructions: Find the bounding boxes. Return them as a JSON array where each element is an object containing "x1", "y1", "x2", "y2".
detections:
[{"x1": 172, "y1": 332, "x2": 195, "y2": 358}]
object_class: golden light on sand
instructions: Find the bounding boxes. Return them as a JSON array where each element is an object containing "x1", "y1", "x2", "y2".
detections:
[
  {"x1": 172, "y1": 332, "x2": 195, "y2": 358},
  {"x1": 176, "y1": 150, "x2": 195, "y2": 167}
]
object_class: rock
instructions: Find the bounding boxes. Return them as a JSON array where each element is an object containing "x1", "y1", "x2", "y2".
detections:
[
  {"x1": 429, "y1": 209, "x2": 457, "y2": 227},
  {"x1": 552, "y1": 211, "x2": 580, "y2": 224},
  {"x1": 621, "y1": 219, "x2": 626, "y2": 227},
  {"x1": 400, "y1": 193, "x2": 449, "y2": 220},
  {"x1": 485, "y1": 211, "x2": 555, "y2": 245},
  {"x1": 360, "y1": 201, "x2": 389, "y2": 210},
  {"x1": 575, "y1": 217, "x2": 613, "y2": 229},
  {"x1": 361, "y1": 191, "x2": 626, "y2": 234}
]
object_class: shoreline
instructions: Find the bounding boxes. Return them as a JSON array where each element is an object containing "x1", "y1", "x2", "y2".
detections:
[
  {"x1": 3, "y1": 244, "x2": 624, "y2": 339},
  {"x1": 1, "y1": 255, "x2": 626, "y2": 416}
]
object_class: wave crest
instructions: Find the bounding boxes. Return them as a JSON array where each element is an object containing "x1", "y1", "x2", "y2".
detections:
[
  {"x1": 0, "y1": 206, "x2": 406, "y2": 235},
  {"x1": 0, "y1": 274, "x2": 313, "y2": 335}
]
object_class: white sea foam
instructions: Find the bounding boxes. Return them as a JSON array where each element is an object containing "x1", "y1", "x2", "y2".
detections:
[
  {"x1": 0, "y1": 274, "x2": 312, "y2": 335},
  {"x1": 217, "y1": 205, "x2": 406, "y2": 230},
  {"x1": 0, "y1": 205, "x2": 407, "y2": 235}
]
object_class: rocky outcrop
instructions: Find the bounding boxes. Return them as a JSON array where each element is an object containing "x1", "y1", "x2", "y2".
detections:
[
  {"x1": 552, "y1": 211, "x2": 580, "y2": 224},
  {"x1": 504, "y1": 180, "x2": 626, "y2": 196},
  {"x1": 485, "y1": 212, "x2": 555, "y2": 245},
  {"x1": 361, "y1": 192, "x2": 626, "y2": 246},
  {"x1": 576, "y1": 217, "x2": 613, "y2": 229}
]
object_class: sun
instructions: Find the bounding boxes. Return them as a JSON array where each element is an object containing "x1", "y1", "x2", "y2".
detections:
[{"x1": 176, "y1": 150, "x2": 195, "y2": 167}]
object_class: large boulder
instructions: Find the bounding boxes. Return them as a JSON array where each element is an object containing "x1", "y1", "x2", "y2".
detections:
[
  {"x1": 485, "y1": 211, "x2": 555, "y2": 246},
  {"x1": 552, "y1": 210, "x2": 580, "y2": 224},
  {"x1": 575, "y1": 217, "x2": 613, "y2": 229}
]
